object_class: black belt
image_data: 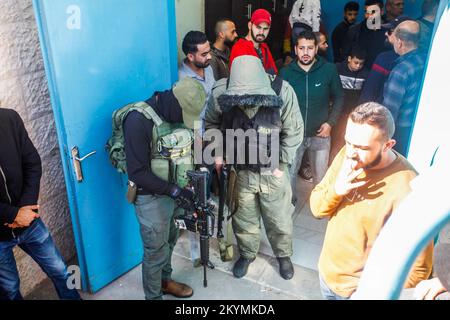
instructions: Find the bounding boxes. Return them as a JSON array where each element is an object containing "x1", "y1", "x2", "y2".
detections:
[{"x1": 137, "y1": 189, "x2": 153, "y2": 196}]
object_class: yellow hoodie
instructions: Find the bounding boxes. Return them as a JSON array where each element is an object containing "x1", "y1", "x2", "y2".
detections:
[{"x1": 310, "y1": 147, "x2": 433, "y2": 298}]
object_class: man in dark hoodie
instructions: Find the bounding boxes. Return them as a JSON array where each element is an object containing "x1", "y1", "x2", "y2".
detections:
[
  {"x1": 343, "y1": 0, "x2": 389, "y2": 69},
  {"x1": 332, "y1": 1, "x2": 360, "y2": 63},
  {"x1": 280, "y1": 30, "x2": 344, "y2": 204},
  {"x1": 0, "y1": 108, "x2": 81, "y2": 300},
  {"x1": 123, "y1": 77, "x2": 206, "y2": 300}
]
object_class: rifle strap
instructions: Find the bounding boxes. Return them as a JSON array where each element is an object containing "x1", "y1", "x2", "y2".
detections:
[{"x1": 218, "y1": 218, "x2": 234, "y2": 262}]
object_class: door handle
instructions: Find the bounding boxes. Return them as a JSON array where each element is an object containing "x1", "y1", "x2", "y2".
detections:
[
  {"x1": 283, "y1": 0, "x2": 288, "y2": 9},
  {"x1": 71, "y1": 146, "x2": 96, "y2": 182},
  {"x1": 246, "y1": 4, "x2": 252, "y2": 19},
  {"x1": 273, "y1": 0, "x2": 277, "y2": 12}
]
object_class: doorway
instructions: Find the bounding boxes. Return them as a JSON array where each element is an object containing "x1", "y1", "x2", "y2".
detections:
[{"x1": 205, "y1": 0, "x2": 295, "y2": 62}]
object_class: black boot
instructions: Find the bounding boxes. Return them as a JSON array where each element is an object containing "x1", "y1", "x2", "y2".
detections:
[
  {"x1": 232, "y1": 256, "x2": 255, "y2": 278},
  {"x1": 277, "y1": 257, "x2": 294, "y2": 280}
]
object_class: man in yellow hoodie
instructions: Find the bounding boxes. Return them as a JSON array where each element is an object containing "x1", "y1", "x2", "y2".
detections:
[{"x1": 310, "y1": 102, "x2": 433, "y2": 300}]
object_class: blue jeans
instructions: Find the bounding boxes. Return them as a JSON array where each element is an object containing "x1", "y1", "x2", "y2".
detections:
[
  {"x1": 290, "y1": 136, "x2": 330, "y2": 202},
  {"x1": 0, "y1": 219, "x2": 81, "y2": 300},
  {"x1": 319, "y1": 273, "x2": 350, "y2": 300},
  {"x1": 134, "y1": 194, "x2": 179, "y2": 300}
]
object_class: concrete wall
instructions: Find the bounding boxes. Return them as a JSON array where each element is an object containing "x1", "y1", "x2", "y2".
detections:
[
  {"x1": 0, "y1": 0, "x2": 76, "y2": 297},
  {"x1": 175, "y1": 0, "x2": 205, "y2": 64},
  {"x1": 0, "y1": 0, "x2": 204, "y2": 297}
]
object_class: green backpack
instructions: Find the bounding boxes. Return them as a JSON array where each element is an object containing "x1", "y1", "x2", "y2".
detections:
[{"x1": 105, "y1": 101, "x2": 194, "y2": 188}]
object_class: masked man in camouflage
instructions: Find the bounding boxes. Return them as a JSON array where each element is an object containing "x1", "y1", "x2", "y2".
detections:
[{"x1": 204, "y1": 55, "x2": 303, "y2": 280}]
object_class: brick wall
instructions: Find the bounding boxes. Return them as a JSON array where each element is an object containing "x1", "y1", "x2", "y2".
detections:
[{"x1": 0, "y1": 0, "x2": 76, "y2": 297}]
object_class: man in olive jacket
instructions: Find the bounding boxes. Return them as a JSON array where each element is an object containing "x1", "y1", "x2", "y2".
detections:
[
  {"x1": 204, "y1": 55, "x2": 303, "y2": 280},
  {"x1": 280, "y1": 30, "x2": 344, "y2": 203}
]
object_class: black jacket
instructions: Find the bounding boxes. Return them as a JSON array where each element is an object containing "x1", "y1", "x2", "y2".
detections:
[
  {"x1": 331, "y1": 20, "x2": 352, "y2": 63},
  {"x1": 343, "y1": 20, "x2": 390, "y2": 69},
  {"x1": 210, "y1": 44, "x2": 231, "y2": 81},
  {"x1": 123, "y1": 90, "x2": 183, "y2": 196},
  {"x1": 336, "y1": 62, "x2": 369, "y2": 113},
  {"x1": 0, "y1": 108, "x2": 42, "y2": 241}
]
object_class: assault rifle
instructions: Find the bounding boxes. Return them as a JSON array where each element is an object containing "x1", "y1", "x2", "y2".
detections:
[{"x1": 174, "y1": 169, "x2": 215, "y2": 287}]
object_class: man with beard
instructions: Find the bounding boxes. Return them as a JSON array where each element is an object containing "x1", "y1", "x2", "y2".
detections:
[
  {"x1": 229, "y1": 9, "x2": 278, "y2": 75},
  {"x1": 179, "y1": 31, "x2": 214, "y2": 97},
  {"x1": 310, "y1": 102, "x2": 433, "y2": 300},
  {"x1": 210, "y1": 19, "x2": 238, "y2": 81},
  {"x1": 280, "y1": 30, "x2": 344, "y2": 204},
  {"x1": 178, "y1": 31, "x2": 214, "y2": 266},
  {"x1": 332, "y1": 1, "x2": 360, "y2": 63},
  {"x1": 314, "y1": 31, "x2": 329, "y2": 58}
]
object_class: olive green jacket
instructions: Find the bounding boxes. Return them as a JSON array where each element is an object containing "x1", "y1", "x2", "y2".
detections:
[{"x1": 204, "y1": 56, "x2": 304, "y2": 171}]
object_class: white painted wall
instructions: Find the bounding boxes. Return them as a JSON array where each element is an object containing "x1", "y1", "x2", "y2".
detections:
[{"x1": 175, "y1": 0, "x2": 205, "y2": 65}]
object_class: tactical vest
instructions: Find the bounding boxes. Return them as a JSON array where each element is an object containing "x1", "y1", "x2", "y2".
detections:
[
  {"x1": 218, "y1": 76, "x2": 283, "y2": 172},
  {"x1": 221, "y1": 104, "x2": 282, "y2": 172},
  {"x1": 106, "y1": 101, "x2": 194, "y2": 188}
]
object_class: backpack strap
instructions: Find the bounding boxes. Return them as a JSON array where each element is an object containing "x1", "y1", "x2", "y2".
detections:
[
  {"x1": 270, "y1": 76, "x2": 283, "y2": 96},
  {"x1": 132, "y1": 101, "x2": 163, "y2": 127}
]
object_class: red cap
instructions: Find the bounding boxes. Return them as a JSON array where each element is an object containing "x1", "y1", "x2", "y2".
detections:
[{"x1": 251, "y1": 9, "x2": 271, "y2": 26}]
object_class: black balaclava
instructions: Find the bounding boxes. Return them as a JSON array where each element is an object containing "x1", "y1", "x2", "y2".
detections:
[{"x1": 145, "y1": 89, "x2": 183, "y2": 124}]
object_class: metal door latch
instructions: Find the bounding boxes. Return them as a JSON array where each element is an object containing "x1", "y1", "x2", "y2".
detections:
[{"x1": 71, "y1": 146, "x2": 96, "y2": 182}]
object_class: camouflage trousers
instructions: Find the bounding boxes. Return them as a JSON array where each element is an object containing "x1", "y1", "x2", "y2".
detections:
[{"x1": 232, "y1": 169, "x2": 294, "y2": 259}]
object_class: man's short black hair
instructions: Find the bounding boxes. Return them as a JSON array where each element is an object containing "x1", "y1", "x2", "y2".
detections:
[
  {"x1": 345, "y1": 1, "x2": 360, "y2": 12},
  {"x1": 295, "y1": 30, "x2": 317, "y2": 46},
  {"x1": 349, "y1": 46, "x2": 367, "y2": 60},
  {"x1": 350, "y1": 102, "x2": 395, "y2": 140},
  {"x1": 214, "y1": 19, "x2": 233, "y2": 39},
  {"x1": 182, "y1": 31, "x2": 208, "y2": 55},
  {"x1": 365, "y1": 0, "x2": 384, "y2": 9}
]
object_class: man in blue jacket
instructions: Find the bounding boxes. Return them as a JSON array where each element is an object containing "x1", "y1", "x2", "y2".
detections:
[
  {"x1": 0, "y1": 108, "x2": 81, "y2": 300},
  {"x1": 383, "y1": 20, "x2": 426, "y2": 156}
]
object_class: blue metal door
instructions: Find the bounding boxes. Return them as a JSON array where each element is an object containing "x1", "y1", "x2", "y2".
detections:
[{"x1": 33, "y1": 0, "x2": 178, "y2": 292}]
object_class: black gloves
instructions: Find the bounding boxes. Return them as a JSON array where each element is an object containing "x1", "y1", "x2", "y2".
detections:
[{"x1": 169, "y1": 185, "x2": 195, "y2": 211}]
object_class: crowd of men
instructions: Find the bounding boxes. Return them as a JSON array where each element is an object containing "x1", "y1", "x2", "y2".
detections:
[
  {"x1": 169, "y1": 0, "x2": 442, "y2": 300},
  {"x1": 1, "y1": 0, "x2": 446, "y2": 301}
]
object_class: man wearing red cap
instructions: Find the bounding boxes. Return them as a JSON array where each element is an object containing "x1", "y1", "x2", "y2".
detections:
[{"x1": 229, "y1": 9, "x2": 278, "y2": 75}]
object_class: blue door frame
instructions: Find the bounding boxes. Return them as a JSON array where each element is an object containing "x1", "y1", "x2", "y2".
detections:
[{"x1": 33, "y1": 0, "x2": 178, "y2": 292}]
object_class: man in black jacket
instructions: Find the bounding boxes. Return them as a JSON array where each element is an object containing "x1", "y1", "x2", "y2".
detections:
[
  {"x1": 123, "y1": 77, "x2": 206, "y2": 300},
  {"x1": 0, "y1": 108, "x2": 80, "y2": 300},
  {"x1": 332, "y1": 1, "x2": 360, "y2": 63},
  {"x1": 343, "y1": 0, "x2": 389, "y2": 69}
]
